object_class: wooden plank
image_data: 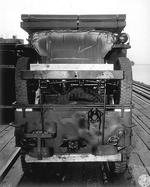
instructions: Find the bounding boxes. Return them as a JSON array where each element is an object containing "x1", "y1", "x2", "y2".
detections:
[
  {"x1": 22, "y1": 14, "x2": 77, "y2": 21},
  {"x1": 21, "y1": 21, "x2": 77, "y2": 32},
  {"x1": 133, "y1": 110, "x2": 150, "y2": 130},
  {"x1": 132, "y1": 124, "x2": 150, "y2": 150},
  {"x1": 22, "y1": 70, "x2": 123, "y2": 80},
  {"x1": 132, "y1": 114, "x2": 150, "y2": 134},
  {"x1": 0, "y1": 157, "x2": 23, "y2": 187},
  {"x1": 128, "y1": 152, "x2": 149, "y2": 187},
  {"x1": 0, "y1": 125, "x2": 9, "y2": 133},
  {"x1": 21, "y1": 14, "x2": 126, "y2": 22},
  {"x1": 133, "y1": 92, "x2": 150, "y2": 105},
  {"x1": 133, "y1": 98, "x2": 150, "y2": 120},
  {"x1": 21, "y1": 21, "x2": 125, "y2": 33},
  {"x1": 30, "y1": 63, "x2": 114, "y2": 71},
  {"x1": 0, "y1": 126, "x2": 14, "y2": 152},
  {"x1": 79, "y1": 14, "x2": 126, "y2": 21},
  {"x1": 0, "y1": 147, "x2": 20, "y2": 181},
  {"x1": 0, "y1": 137, "x2": 16, "y2": 176},
  {"x1": 133, "y1": 101, "x2": 150, "y2": 114},
  {"x1": 79, "y1": 21, "x2": 125, "y2": 30},
  {"x1": 132, "y1": 130, "x2": 150, "y2": 174}
]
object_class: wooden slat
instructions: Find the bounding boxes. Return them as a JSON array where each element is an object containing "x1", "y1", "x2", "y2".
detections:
[
  {"x1": 0, "y1": 137, "x2": 16, "y2": 180},
  {"x1": 128, "y1": 152, "x2": 149, "y2": 187},
  {"x1": 22, "y1": 70, "x2": 123, "y2": 80},
  {"x1": 30, "y1": 63, "x2": 113, "y2": 71},
  {"x1": 21, "y1": 21, "x2": 77, "y2": 32},
  {"x1": 79, "y1": 14, "x2": 126, "y2": 21},
  {"x1": 0, "y1": 147, "x2": 21, "y2": 181},
  {"x1": 132, "y1": 130, "x2": 150, "y2": 174},
  {"x1": 21, "y1": 21, "x2": 125, "y2": 33},
  {"x1": 79, "y1": 21, "x2": 125, "y2": 30},
  {"x1": 0, "y1": 157, "x2": 23, "y2": 187},
  {"x1": 0, "y1": 125, "x2": 9, "y2": 133},
  {"x1": 22, "y1": 14, "x2": 126, "y2": 22},
  {"x1": 133, "y1": 110, "x2": 150, "y2": 130},
  {"x1": 21, "y1": 14, "x2": 77, "y2": 21},
  {"x1": 0, "y1": 126, "x2": 14, "y2": 152},
  {"x1": 132, "y1": 123, "x2": 150, "y2": 150},
  {"x1": 21, "y1": 14, "x2": 126, "y2": 33}
]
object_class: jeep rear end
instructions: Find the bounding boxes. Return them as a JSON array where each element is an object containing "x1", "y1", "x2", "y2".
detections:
[{"x1": 14, "y1": 14, "x2": 132, "y2": 175}]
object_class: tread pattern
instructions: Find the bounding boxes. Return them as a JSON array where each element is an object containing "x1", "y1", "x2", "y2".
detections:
[
  {"x1": 15, "y1": 57, "x2": 29, "y2": 105},
  {"x1": 114, "y1": 153, "x2": 127, "y2": 174},
  {"x1": 118, "y1": 57, "x2": 132, "y2": 105}
]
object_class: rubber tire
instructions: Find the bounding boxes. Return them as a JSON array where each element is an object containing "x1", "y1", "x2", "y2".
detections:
[
  {"x1": 108, "y1": 152, "x2": 127, "y2": 174},
  {"x1": 21, "y1": 154, "x2": 35, "y2": 177},
  {"x1": 118, "y1": 57, "x2": 132, "y2": 105},
  {"x1": 113, "y1": 153, "x2": 127, "y2": 174},
  {"x1": 15, "y1": 57, "x2": 29, "y2": 105}
]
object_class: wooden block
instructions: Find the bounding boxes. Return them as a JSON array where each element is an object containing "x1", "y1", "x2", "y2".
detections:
[
  {"x1": 22, "y1": 70, "x2": 123, "y2": 80},
  {"x1": 30, "y1": 63, "x2": 114, "y2": 71}
]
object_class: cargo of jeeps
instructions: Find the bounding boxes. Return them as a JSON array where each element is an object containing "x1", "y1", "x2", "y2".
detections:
[{"x1": 14, "y1": 14, "x2": 132, "y2": 176}]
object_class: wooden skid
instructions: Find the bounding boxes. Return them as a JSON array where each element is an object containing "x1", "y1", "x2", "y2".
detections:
[
  {"x1": 21, "y1": 21, "x2": 125, "y2": 33},
  {"x1": 22, "y1": 70, "x2": 123, "y2": 80},
  {"x1": 25, "y1": 153, "x2": 121, "y2": 163},
  {"x1": 22, "y1": 14, "x2": 126, "y2": 22},
  {"x1": 21, "y1": 14, "x2": 126, "y2": 33},
  {"x1": 21, "y1": 21, "x2": 77, "y2": 31},
  {"x1": 30, "y1": 63, "x2": 113, "y2": 71}
]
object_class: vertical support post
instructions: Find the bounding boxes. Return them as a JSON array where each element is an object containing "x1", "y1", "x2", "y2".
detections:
[
  {"x1": 39, "y1": 80, "x2": 45, "y2": 158},
  {"x1": 37, "y1": 137, "x2": 42, "y2": 160},
  {"x1": 102, "y1": 80, "x2": 106, "y2": 145},
  {"x1": 39, "y1": 80, "x2": 44, "y2": 133}
]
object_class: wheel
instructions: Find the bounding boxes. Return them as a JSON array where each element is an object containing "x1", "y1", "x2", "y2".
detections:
[
  {"x1": 15, "y1": 57, "x2": 38, "y2": 105},
  {"x1": 21, "y1": 154, "x2": 34, "y2": 176},
  {"x1": 113, "y1": 153, "x2": 127, "y2": 174},
  {"x1": 118, "y1": 57, "x2": 132, "y2": 105},
  {"x1": 109, "y1": 151, "x2": 127, "y2": 174},
  {"x1": 15, "y1": 57, "x2": 29, "y2": 105}
]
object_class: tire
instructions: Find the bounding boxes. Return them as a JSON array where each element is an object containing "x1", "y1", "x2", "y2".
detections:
[
  {"x1": 109, "y1": 152, "x2": 127, "y2": 174},
  {"x1": 15, "y1": 57, "x2": 38, "y2": 105},
  {"x1": 113, "y1": 152, "x2": 127, "y2": 174},
  {"x1": 21, "y1": 154, "x2": 35, "y2": 177},
  {"x1": 118, "y1": 57, "x2": 132, "y2": 105},
  {"x1": 15, "y1": 57, "x2": 29, "y2": 105}
]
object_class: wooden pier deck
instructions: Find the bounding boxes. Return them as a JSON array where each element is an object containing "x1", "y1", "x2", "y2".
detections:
[
  {"x1": 0, "y1": 125, "x2": 20, "y2": 182},
  {"x1": 128, "y1": 83, "x2": 150, "y2": 187}
]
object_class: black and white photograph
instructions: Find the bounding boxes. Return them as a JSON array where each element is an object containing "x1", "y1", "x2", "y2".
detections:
[{"x1": 0, "y1": 0, "x2": 150, "y2": 186}]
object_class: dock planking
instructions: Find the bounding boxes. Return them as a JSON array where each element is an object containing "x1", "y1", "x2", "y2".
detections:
[
  {"x1": 0, "y1": 125, "x2": 20, "y2": 182},
  {"x1": 129, "y1": 91, "x2": 150, "y2": 185}
]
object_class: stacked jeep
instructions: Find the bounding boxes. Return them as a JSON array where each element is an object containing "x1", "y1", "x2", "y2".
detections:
[{"x1": 14, "y1": 15, "x2": 132, "y2": 176}]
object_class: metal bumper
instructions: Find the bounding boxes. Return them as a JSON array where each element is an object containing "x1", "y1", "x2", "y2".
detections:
[{"x1": 25, "y1": 153, "x2": 121, "y2": 163}]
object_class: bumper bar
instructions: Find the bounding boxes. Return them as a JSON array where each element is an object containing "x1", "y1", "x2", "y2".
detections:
[{"x1": 25, "y1": 153, "x2": 121, "y2": 163}]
